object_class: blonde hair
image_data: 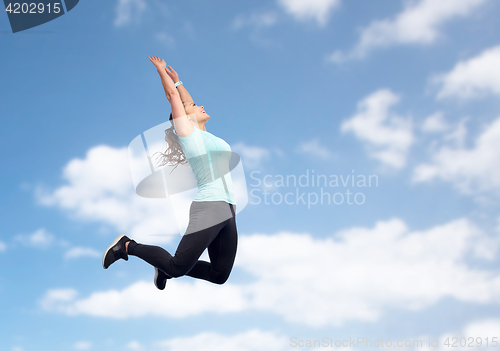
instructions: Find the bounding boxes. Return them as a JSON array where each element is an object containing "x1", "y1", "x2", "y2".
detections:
[{"x1": 152, "y1": 112, "x2": 188, "y2": 172}]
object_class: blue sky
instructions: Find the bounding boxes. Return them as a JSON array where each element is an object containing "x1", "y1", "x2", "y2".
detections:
[{"x1": 1, "y1": 0, "x2": 500, "y2": 350}]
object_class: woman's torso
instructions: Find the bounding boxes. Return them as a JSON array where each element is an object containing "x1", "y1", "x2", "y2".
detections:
[{"x1": 177, "y1": 127, "x2": 236, "y2": 205}]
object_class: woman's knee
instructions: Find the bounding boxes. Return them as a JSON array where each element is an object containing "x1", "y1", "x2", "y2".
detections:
[
  {"x1": 167, "y1": 264, "x2": 193, "y2": 278},
  {"x1": 211, "y1": 270, "x2": 231, "y2": 285}
]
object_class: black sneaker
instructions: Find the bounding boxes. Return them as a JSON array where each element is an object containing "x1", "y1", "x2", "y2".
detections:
[
  {"x1": 102, "y1": 234, "x2": 130, "y2": 269},
  {"x1": 154, "y1": 267, "x2": 171, "y2": 290}
]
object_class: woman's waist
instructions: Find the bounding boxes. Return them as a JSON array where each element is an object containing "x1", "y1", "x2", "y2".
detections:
[
  {"x1": 196, "y1": 177, "x2": 234, "y2": 189},
  {"x1": 189, "y1": 199, "x2": 236, "y2": 220}
]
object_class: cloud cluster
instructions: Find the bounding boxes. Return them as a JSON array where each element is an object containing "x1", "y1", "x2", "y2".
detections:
[
  {"x1": 64, "y1": 247, "x2": 100, "y2": 260},
  {"x1": 338, "y1": 43, "x2": 500, "y2": 204},
  {"x1": 73, "y1": 341, "x2": 92, "y2": 350},
  {"x1": 114, "y1": 0, "x2": 147, "y2": 27},
  {"x1": 153, "y1": 329, "x2": 288, "y2": 351},
  {"x1": 400, "y1": 318, "x2": 500, "y2": 351},
  {"x1": 40, "y1": 216, "x2": 500, "y2": 327},
  {"x1": 341, "y1": 89, "x2": 414, "y2": 169},
  {"x1": 413, "y1": 116, "x2": 500, "y2": 195},
  {"x1": 331, "y1": 0, "x2": 488, "y2": 62},
  {"x1": 420, "y1": 112, "x2": 450, "y2": 133},
  {"x1": 6, "y1": 227, "x2": 101, "y2": 260},
  {"x1": 36, "y1": 145, "x2": 180, "y2": 243},
  {"x1": 277, "y1": 0, "x2": 340, "y2": 26},
  {"x1": 232, "y1": 0, "x2": 341, "y2": 35},
  {"x1": 123, "y1": 329, "x2": 287, "y2": 351},
  {"x1": 39, "y1": 280, "x2": 247, "y2": 319},
  {"x1": 433, "y1": 45, "x2": 500, "y2": 99},
  {"x1": 14, "y1": 228, "x2": 55, "y2": 249},
  {"x1": 231, "y1": 12, "x2": 278, "y2": 31},
  {"x1": 295, "y1": 138, "x2": 332, "y2": 159},
  {"x1": 81, "y1": 317, "x2": 500, "y2": 351},
  {"x1": 409, "y1": 46, "x2": 500, "y2": 196},
  {"x1": 231, "y1": 142, "x2": 272, "y2": 170}
]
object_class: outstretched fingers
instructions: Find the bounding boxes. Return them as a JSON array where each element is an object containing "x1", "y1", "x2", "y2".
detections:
[{"x1": 148, "y1": 56, "x2": 168, "y2": 71}]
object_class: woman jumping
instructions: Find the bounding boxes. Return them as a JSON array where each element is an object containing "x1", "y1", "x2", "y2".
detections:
[{"x1": 102, "y1": 56, "x2": 238, "y2": 289}]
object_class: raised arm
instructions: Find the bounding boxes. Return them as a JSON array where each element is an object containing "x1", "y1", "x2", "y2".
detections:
[
  {"x1": 148, "y1": 56, "x2": 194, "y2": 137},
  {"x1": 165, "y1": 65, "x2": 194, "y2": 103}
]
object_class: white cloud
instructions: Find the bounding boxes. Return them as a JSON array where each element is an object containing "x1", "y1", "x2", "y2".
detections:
[
  {"x1": 295, "y1": 138, "x2": 332, "y2": 159},
  {"x1": 421, "y1": 112, "x2": 450, "y2": 133},
  {"x1": 462, "y1": 319, "x2": 500, "y2": 341},
  {"x1": 441, "y1": 117, "x2": 469, "y2": 147},
  {"x1": 39, "y1": 280, "x2": 247, "y2": 319},
  {"x1": 232, "y1": 0, "x2": 341, "y2": 29},
  {"x1": 36, "y1": 145, "x2": 180, "y2": 244},
  {"x1": 232, "y1": 142, "x2": 272, "y2": 169},
  {"x1": 64, "y1": 247, "x2": 100, "y2": 260},
  {"x1": 236, "y1": 218, "x2": 499, "y2": 327},
  {"x1": 412, "y1": 116, "x2": 500, "y2": 196},
  {"x1": 0, "y1": 241, "x2": 6, "y2": 252},
  {"x1": 405, "y1": 318, "x2": 500, "y2": 351},
  {"x1": 114, "y1": 0, "x2": 147, "y2": 27},
  {"x1": 230, "y1": 11, "x2": 279, "y2": 47},
  {"x1": 154, "y1": 329, "x2": 288, "y2": 351},
  {"x1": 330, "y1": 0, "x2": 488, "y2": 62},
  {"x1": 14, "y1": 228, "x2": 54, "y2": 249},
  {"x1": 74, "y1": 341, "x2": 92, "y2": 350},
  {"x1": 155, "y1": 32, "x2": 175, "y2": 47},
  {"x1": 39, "y1": 217, "x2": 500, "y2": 327},
  {"x1": 40, "y1": 288, "x2": 79, "y2": 311},
  {"x1": 127, "y1": 341, "x2": 145, "y2": 351},
  {"x1": 277, "y1": 0, "x2": 341, "y2": 26},
  {"x1": 231, "y1": 12, "x2": 278, "y2": 30},
  {"x1": 433, "y1": 45, "x2": 500, "y2": 100},
  {"x1": 340, "y1": 89, "x2": 414, "y2": 169}
]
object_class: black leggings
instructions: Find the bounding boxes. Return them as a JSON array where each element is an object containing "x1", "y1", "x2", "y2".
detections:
[{"x1": 127, "y1": 201, "x2": 237, "y2": 285}]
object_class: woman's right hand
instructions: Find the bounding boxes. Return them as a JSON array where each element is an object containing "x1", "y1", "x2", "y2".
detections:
[
  {"x1": 148, "y1": 56, "x2": 167, "y2": 71},
  {"x1": 165, "y1": 66, "x2": 180, "y2": 83}
]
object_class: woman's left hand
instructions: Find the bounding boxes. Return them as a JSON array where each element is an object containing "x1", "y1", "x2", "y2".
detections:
[
  {"x1": 148, "y1": 56, "x2": 167, "y2": 70},
  {"x1": 165, "y1": 66, "x2": 180, "y2": 83}
]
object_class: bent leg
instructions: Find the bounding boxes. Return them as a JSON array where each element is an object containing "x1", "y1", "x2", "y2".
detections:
[
  {"x1": 186, "y1": 214, "x2": 238, "y2": 284},
  {"x1": 127, "y1": 201, "x2": 236, "y2": 282},
  {"x1": 127, "y1": 241, "x2": 177, "y2": 275},
  {"x1": 128, "y1": 219, "x2": 225, "y2": 278}
]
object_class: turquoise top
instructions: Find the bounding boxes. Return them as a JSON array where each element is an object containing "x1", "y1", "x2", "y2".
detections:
[{"x1": 177, "y1": 127, "x2": 236, "y2": 205}]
